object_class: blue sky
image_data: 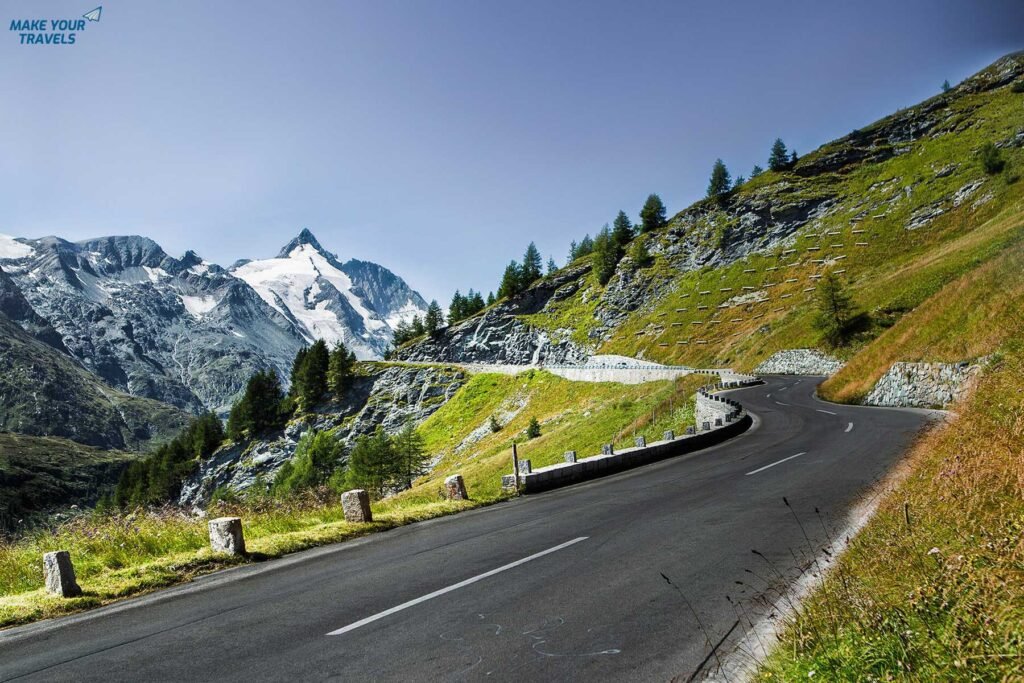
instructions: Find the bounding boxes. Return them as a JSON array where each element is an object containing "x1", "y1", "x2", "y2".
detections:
[{"x1": 2, "y1": 1, "x2": 1021, "y2": 304}]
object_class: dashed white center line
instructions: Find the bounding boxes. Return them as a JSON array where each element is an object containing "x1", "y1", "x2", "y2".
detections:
[
  {"x1": 325, "y1": 536, "x2": 589, "y2": 636},
  {"x1": 845, "y1": 422, "x2": 854, "y2": 433},
  {"x1": 746, "y1": 452, "x2": 807, "y2": 476},
  {"x1": 816, "y1": 409, "x2": 837, "y2": 415}
]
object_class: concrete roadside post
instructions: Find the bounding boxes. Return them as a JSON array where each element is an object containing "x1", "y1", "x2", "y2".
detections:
[
  {"x1": 43, "y1": 551, "x2": 82, "y2": 598},
  {"x1": 445, "y1": 474, "x2": 468, "y2": 501},
  {"x1": 511, "y1": 443, "x2": 520, "y2": 492},
  {"x1": 208, "y1": 517, "x2": 246, "y2": 556},
  {"x1": 341, "y1": 489, "x2": 372, "y2": 523}
]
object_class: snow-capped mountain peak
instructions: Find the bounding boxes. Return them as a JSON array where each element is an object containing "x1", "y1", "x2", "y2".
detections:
[{"x1": 231, "y1": 230, "x2": 427, "y2": 359}]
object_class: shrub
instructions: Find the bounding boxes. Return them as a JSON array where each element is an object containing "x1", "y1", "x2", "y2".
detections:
[
  {"x1": 1011, "y1": 80, "x2": 1024, "y2": 93},
  {"x1": 979, "y1": 142, "x2": 1006, "y2": 175},
  {"x1": 526, "y1": 417, "x2": 541, "y2": 439}
]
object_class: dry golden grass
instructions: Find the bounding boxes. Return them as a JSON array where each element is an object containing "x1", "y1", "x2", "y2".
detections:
[
  {"x1": 759, "y1": 333, "x2": 1024, "y2": 680},
  {"x1": 821, "y1": 237, "x2": 1024, "y2": 403}
]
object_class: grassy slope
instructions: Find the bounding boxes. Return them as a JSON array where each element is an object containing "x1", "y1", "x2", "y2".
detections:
[
  {"x1": 0, "y1": 369, "x2": 709, "y2": 627},
  {"x1": 529, "y1": 77, "x2": 1024, "y2": 375},
  {"x1": 757, "y1": 336, "x2": 1024, "y2": 681}
]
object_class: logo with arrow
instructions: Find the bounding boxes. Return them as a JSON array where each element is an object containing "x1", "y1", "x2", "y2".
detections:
[{"x1": 82, "y1": 7, "x2": 102, "y2": 23}]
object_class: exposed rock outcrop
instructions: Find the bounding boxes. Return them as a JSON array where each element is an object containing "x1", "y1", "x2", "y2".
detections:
[
  {"x1": 755, "y1": 349, "x2": 845, "y2": 376},
  {"x1": 179, "y1": 364, "x2": 467, "y2": 505}
]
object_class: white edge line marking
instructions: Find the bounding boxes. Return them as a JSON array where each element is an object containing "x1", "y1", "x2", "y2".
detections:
[
  {"x1": 746, "y1": 452, "x2": 807, "y2": 476},
  {"x1": 845, "y1": 422, "x2": 854, "y2": 432},
  {"x1": 326, "y1": 536, "x2": 589, "y2": 636},
  {"x1": 774, "y1": 401, "x2": 790, "y2": 406},
  {"x1": 816, "y1": 409, "x2": 838, "y2": 415}
]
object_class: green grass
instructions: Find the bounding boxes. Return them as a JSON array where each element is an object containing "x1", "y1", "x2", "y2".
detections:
[
  {"x1": 0, "y1": 369, "x2": 709, "y2": 628},
  {"x1": 526, "y1": 80, "x2": 1024, "y2": 374},
  {"x1": 757, "y1": 335, "x2": 1024, "y2": 681}
]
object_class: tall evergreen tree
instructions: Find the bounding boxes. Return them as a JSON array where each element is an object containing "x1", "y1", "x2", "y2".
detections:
[
  {"x1": 639, "y1": 194, "x2": 667, "y2": 233},
  {"x1": 497, "y1": 261, "x2": 522, "y2": 299},
  {"x1": 750, "y1": 164, "x2": 764, "y2": 178},
  {"x1": 812, "y1": 271, "x2": 855, "y2": 347},
  {"x1": 295, "y1": 339, "x2": 329, "y2": 410},
  {"x1": 448, "y1": 290, "x2": 465, "y2": 325},
  {"x1": 345, "y1": 427, "x2": 397, "y2": 498},
  {"x1": 768, "y1": 138, "x2": 789, "y2": 171},
  {"x1": 424, "y1": 300, "x2": 443, "y2": 334},
  {"x1": 486, "y1": 291, "x2": 495, "y2": 306},
  {"x1": 567, "y1": 240, "x2": 578, "y2": 263},
  {"x1": 592, "y1": 225, "x2": 621, "y2": 285},
  {"x1": 733, "y1": 175, "x2": 746, "y2": 189},
  {"x1": 392, "y1": 422, "x2": 428, "y2": 489},
  {"x1": 612, "y1": 211, "x2": 634, "y2": 248},
  {"x1": 706, "y1": 159, "x2": 732, "y2": 198},
  {"x1": 942, "y1": 79, "x2": 952, "y2": 93},
  {"x1": 521, "y1": 242, "x2": 543, "y2": 287},
  {"x1": 576, "y1": 234, "x2": 594, "y2": 258},
  {"x1": 546, "y1": 256, "x2": 557, "y2": 275},
  {"x1": 328, "y1": 342, "x2": 356, "y2": 398},
  {"x1": 789, "y1": 149, "x2": 798, "y2": 165},
  {"x1": 227, "y1": 369, "x2": 286, "y2": 441}
]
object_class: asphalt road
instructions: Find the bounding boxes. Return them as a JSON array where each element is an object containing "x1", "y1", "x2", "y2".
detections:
[{"x1": 0, "y1": 377, "x2": 931, "y2": 682}]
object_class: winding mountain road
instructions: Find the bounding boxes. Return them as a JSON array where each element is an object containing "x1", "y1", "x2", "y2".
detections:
[{"x1": 0, "y1": 377, "x2": 933, "y2": 682}]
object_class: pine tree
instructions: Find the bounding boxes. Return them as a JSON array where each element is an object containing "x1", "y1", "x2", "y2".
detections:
[
  {"x1": 295, "y1": 339, "x2": 329, "y2": 410},
  {"x1": 576, "y1": 234, "x2": 594, "y2": 258},
  {"x1": 733, "y1": 175, "x2": 746, "y2": 189},
  {"x1": 392, "y1": 422, "x2": 428, "y2": 489},
  {"x1": 448, "y1": 290, "x2": 465, "y2": 325},
  {"x1": 521, "y1": 242, "x2": 543, "y2": 287},
  {"x1": 546, "y1": 257, "x2": 557, "y2": 275},
  {"x1": 227, "y1": 369, "x2": 286, "y2": 440},
  {"x1": 942, "y1": 79, "x2": 952, "y2": 93},
  {"x1": 486, "y1": 291, "x2": 495, "y2": 306},
  {"x1": 424, "y1": 300, "x2": 443, "y2": 334},
  {"x1": 567, "y1": 240, "x2": 578, "y2": 263},
  {"x1": 750, "y1": 164, "x2": 764, "y2": 178},
  {"x1": 469, "y1": 290, "x2": 485, "y2": 313},
  {"x1": 768, "y1": 138, "x2": 789, "y2": 171},
  {"x1": 345, "y1": 427, "x2": 397, "y2": 498},
  {"x1": 628, "y1": 236, "x2": 652, "y2": 268},
  {"x1": 328, "y1": 342, "x2": 356, "y2": 398},
  {"x1": 273, "y1": 430, "x2": 342, "y2": 495},
  {"x1": 812, "y1": 271, "x2": 855, "y2": 347},
  {"x1": 497, "y1": 261, "x2": 522, "y2": 299},
  {"x1": 288, "y1": 347, "x2": 308, "y2": 398},
  {"x1": 612, "y1": 211, "x2": 634, "y2": 248},
  {"x1": 411, "y1": 315, "x2": 425, "y2": 337},
  {"x1": 706, "y1": 159, "x2": 731, "y2": 198},
  {"x1": 639, "y1": 194, "x2": 667, "y2": 233},
  {"x1": 592, "y1": 225, "x2": 621, "y2": 285},
  {"x1": 790, "y1": 150, "x2": 798, "y2": 166}
]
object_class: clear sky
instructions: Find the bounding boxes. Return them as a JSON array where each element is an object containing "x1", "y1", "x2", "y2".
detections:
[{"x1": 2, "y1": 1, "x2": 1022, "y2": 304}]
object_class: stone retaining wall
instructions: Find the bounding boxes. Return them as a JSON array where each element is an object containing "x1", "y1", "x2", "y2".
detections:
[
  {"x1": 755, "y1": 349, "x2": 845, "y2": 376},
  {"x1": 864, "y1": 360, "x2": 982, "y2": 408}
]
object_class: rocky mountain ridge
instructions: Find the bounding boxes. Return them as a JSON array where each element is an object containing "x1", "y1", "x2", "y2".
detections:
[{"x1": 0, "y1": 230, "x2": 428, "y2": 414}]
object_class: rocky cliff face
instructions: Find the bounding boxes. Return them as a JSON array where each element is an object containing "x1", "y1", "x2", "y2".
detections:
[
  {"x1": 397, "y1": 264, "x2": 592, "y2": 365},
  {"x1": 0, "y1": 230, "x2": 428, "y2": 414},
  {"x1": 178, "y1": 364, "x2": 467, "y2": 505}
]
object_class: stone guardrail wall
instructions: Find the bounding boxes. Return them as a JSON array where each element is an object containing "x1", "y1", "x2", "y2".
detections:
[
  {"x1": 455, "y1": 363, "x2": 735, "y2": 385},
  {"x1": 515, "y1": 376, "x2": 761, "y2": 494}
]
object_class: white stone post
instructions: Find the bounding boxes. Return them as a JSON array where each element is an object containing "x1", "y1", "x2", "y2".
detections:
[
  {"x1": 341, "y1": 489, "x2": 373, "y2": 523},
  {"x1": 43, "y1": 550, "x2": 82, "y2": 597},
  {"x1": 445, "y1": 474, "x2": 469, "y2": 501},
  {"x1": 208, "y1": 517, "x2": 246, "y2": 555}
]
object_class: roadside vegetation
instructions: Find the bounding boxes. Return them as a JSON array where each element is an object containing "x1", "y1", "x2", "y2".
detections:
[
  {"x1": 757, "y1": 330, "x2": 1024, "y2": 680},
  {"x1": 0, "y1": 370, "x2": 705, "y2": 627}
]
